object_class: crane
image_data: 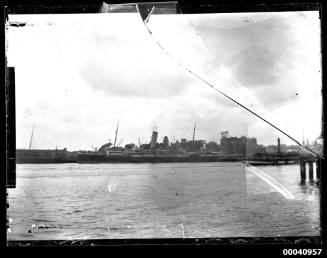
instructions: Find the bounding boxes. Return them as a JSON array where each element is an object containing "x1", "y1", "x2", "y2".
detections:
[
  {"x1": 28, "y1": 125, "x2": 35, "y2": 150},
  {"x1": 113, "y1": 120, "x2": 119, "y2": 148},
  {"x1": 192, "y1": 122, "x2": 196, "y2": 141}
]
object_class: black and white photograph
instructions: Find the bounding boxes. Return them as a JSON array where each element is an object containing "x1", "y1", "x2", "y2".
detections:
[{"x1": 5, "y1": 1, "x2": 325, "y2": 248}]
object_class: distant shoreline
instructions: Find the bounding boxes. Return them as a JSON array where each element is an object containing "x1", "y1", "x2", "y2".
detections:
[{"x1": 15, "y1": 148, "x2": 316, "y2": 165}]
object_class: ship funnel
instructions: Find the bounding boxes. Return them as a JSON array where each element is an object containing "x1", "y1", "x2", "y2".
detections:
[{"x1": 150, "y1": 131, "x2": 158, "y2": 149}]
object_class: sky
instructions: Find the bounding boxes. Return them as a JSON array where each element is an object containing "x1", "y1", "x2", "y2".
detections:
[{"x1": 7, "y1": 11, "x2": 322, "y2": 151}]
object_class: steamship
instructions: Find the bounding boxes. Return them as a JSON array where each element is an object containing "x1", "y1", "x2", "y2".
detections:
[{"x1": 77, "y1": 124, "x2": 244, "y2": 164}]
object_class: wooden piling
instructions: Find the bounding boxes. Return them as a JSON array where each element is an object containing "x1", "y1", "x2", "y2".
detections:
[
  {"x1": 316, "y1": 159, "x2": 321, "y2": 180},
  {"x1": 308, "y1": 161, "x2": 314, "y2": 181},
  {"x1": 300, "y1": 160, "x2": 306, "y2": 182}
]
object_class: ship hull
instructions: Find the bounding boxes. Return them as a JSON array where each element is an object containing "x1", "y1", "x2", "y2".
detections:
[
  {"x1": 16, "y1": 149, "x2": 77, "y2": 164},
  {"x1": 77, "y1": 153, "x2": 244, "y2": 163}
]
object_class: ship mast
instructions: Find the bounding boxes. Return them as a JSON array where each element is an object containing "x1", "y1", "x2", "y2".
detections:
[
  {"x1": 29, "y1": 125, "x2": 35, "y2": 150},
  {"x1": 192, "y1": 122, "x2": 196, "y2": 141},
  {"x1": 113, "y1": 120, "x2": 119, "y2": 148}
]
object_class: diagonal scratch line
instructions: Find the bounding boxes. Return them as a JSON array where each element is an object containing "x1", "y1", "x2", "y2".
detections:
[
  {"x1": 144, "y1": 6, "x2": 155, "y2": 23},
  {"x1": 136, "y1": 4, "x2": 322, "y2": 159},
  {"x1": 245, "y1": 162, "x2": 295, "y2": 199}
]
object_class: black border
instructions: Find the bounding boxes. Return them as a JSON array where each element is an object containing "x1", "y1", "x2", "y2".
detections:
[{"x1": 3, "y1": 0, "x2": 326, "y2": 252}]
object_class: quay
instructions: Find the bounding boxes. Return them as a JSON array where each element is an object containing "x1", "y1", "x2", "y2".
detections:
[{"x1": 245, "y1": 153, "x2": 322, "y2": 184}]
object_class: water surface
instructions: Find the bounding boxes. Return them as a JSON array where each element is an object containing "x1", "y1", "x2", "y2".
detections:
[{"x1": 7, "y1": 162, "x2": 320, "y2": 240}]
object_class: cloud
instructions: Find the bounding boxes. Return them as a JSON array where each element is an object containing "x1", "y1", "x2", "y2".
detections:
[
  {"x1": 10, "y1": 12, "x2": 321, "y2": 150},
  {"x1": 147, "y1": 95, "x2": 256, "y2": 141},
  {"x1": 230, "y1": 46, "x2": 278, "y2": 86},
  {"x1": 23, "y1": 108, "x2": 33, "y2": 119},
  {"x1": 188, "y1": 12, "x2": 315, "y2": 108},
  {"x1": 78, "y1": 33, "x2": 195, "y2": 98}
]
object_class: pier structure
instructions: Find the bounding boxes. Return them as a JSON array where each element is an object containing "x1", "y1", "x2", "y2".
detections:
[{"x1": 299, "y1": 158, "x2": 321, "y2": 183}]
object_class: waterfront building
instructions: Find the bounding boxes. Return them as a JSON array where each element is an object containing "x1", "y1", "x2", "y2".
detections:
[
  {"x1": 162, "y1": 136, "x2": 169, "y2": 147},
  {"x1": 124, "y1": 143, "x2": 136, "y2": 150},
  {"x1": 150, "y1": 131, "x2": 158, "y2": 149},
  {"x1": 98, "y1": 142, "x2": 112, "y2": 153},
  {"x1": 16, "y1": 148, "x2": 73, "y2": 163},
  {"x1": 205, "y1": 141, "x2": 221, "y2": 152},
  {"x1": 220, "y1": 136, "x2": 261, "y2": 156},
  {"x1": 220, "y1": 131, "x2": 229, "y2": 138},
  {"x1": 180, "y1": 140, "x2": 205, "y2": 152}
]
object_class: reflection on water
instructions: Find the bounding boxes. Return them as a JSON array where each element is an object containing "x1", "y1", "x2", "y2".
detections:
[
  {"x1": 299, "y1": 182, "x2": 319, "y2": 197},
  {"x1": 7, "y1": 162, "x2": 320, "y2": 240}
]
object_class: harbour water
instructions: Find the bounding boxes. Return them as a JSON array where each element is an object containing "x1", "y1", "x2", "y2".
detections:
[{"x1": 7, "y1": 162, "x2": 320, "y2": 240}]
